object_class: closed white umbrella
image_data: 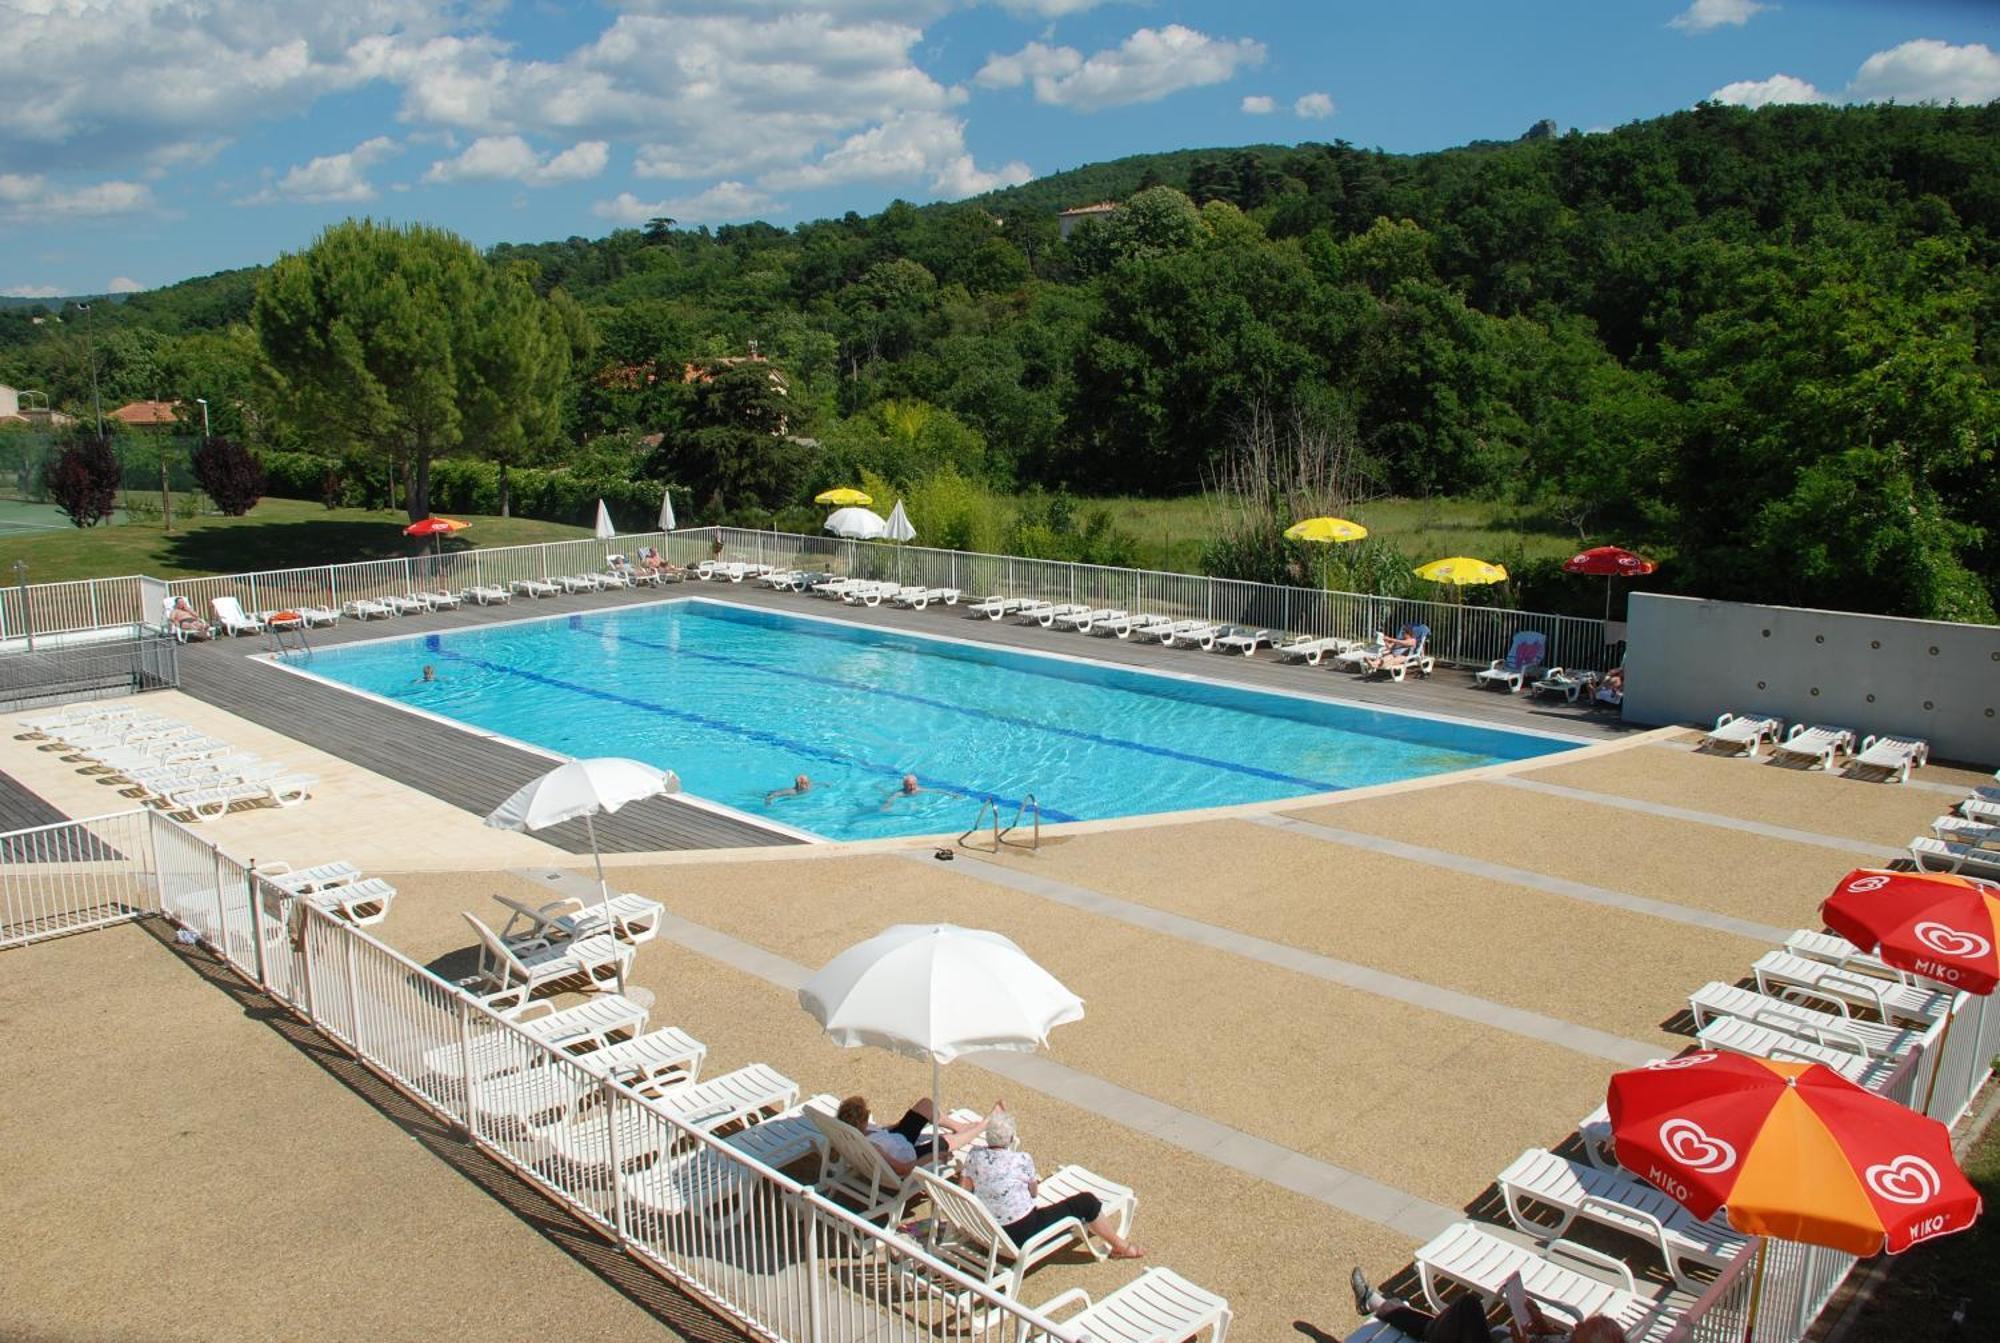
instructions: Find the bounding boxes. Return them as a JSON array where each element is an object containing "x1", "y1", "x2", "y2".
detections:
[
  {"x1": 885, "y1": 499, "x2": 916, "y2": 543},
  {"x1": 658, "y1": 487, "x2": 676, "y2": 533},
  {"x1": 594, "y1": 499, "x2": 616, "y2": 542},
  {"x1": 485, "y1": 757, "x2": 679, "y2": 915},
  {"x1": 823, "y1": 506, "x2": 888, "y2": 540},
  {"x1": 799, "y1": 923, "x2": 1084, "y2": 1168}
]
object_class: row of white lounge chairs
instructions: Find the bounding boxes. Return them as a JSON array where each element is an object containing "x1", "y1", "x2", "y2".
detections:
[
  {"x1": 1355, "y1": 872, "x2": 1979, "y2": 1342},
  {"x1": 1697, "y1": 711, "x2": 1933, "y2": 783},
  {"x1": 17, "y1": 703, "x2": 316, "y2": 821},
  {"x1": 430, "y1": 881, "x2": 1228, "y2": 1342}
]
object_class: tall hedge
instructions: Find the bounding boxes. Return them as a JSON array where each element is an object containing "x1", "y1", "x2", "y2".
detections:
[{"x1": 257, "y1": 450, "x2": 665, "y2": 528}]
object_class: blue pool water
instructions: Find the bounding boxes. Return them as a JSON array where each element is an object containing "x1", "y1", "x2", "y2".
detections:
[{"x1": 286, "y1": 599, "x2": 1577, "y2": 841}]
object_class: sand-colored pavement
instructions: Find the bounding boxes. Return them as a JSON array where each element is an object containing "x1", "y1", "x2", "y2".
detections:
[
  {"x1": 0, "y1": 921, "x2": 678, "y2": 1343},
  {"x1": 1, "y1": 690, "x2": 565, "y2": 871}
]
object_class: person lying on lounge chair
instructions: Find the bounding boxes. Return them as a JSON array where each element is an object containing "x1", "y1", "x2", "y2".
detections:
[
  {"x1": 960, "y1": 1110, "x2": 1146, "y2": 1260},
  {"x1": 836, "y1": 1095, "x2": 990, "y2": 1176},
  {"x1": 1348, "y1": 1268, "x2": 1628, "y2": 1343},
  {"x1": 164, "y1": 596, "x2": 213, "y2": 641},
  {"x1": 1362, "y1": 624, "x2": 1429, "y2": 677},
  {"x1": 1593, "y1": 666, "x2": 1624, "y2": 708}
]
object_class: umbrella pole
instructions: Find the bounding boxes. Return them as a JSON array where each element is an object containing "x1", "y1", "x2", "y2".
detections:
[
  {"x1": 585, "y1": 813, "x2": 610, "y2": 914},
  {"x1": 1604, "y1": 575, "x2": 1614, "y2": 626},
  {"x1": 931, "y1": 1055, "x2": 945, "y2": 1174},
  {"x1": 1742, "y1": 1238, "x2": 1767, "y2": 1343}
]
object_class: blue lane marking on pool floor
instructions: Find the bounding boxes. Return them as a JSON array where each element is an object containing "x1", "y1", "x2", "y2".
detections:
[
  {"x1": 585, "y1": 625, "x2": 1349, "y2": 796},
  {"x1": 430, "y1": 646, "x2": 1080, "y2": 822}
]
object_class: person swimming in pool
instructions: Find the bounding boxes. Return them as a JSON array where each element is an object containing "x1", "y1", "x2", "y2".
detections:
[
  {"x1": 766, "y1": 774, "x2": 811, "y2": 803},
  {"x1": 880, "y1": 774, "x2": 934, "y2": 810},
  {"x1": 415, "y1": 664, "x2": 443, "y2": 683}
]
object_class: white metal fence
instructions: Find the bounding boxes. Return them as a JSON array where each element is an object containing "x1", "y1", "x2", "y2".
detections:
[
  {"x1": 0, "y1": 526, "x2": 1621, "y2": 673},
  {"x1": 669, "y1": 526, "x2": 1622, "y2": 672},
  {"x1": 16, "y1": 806, "x2": 1077, "y2": 1343}
]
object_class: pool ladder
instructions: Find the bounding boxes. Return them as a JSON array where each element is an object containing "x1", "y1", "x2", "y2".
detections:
[
  {"x1": 959, "y1": 794, "x2": 1041, "y2": 854},
  {"x1": 266, "y1": 621, "x2": 312, "y2": 660}
]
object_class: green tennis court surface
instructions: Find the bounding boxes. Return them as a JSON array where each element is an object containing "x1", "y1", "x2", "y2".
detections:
[{"x1": 0, "y1": 498, "x2": 128, "y2": 533}]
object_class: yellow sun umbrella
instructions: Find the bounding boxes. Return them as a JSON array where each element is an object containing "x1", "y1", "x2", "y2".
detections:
[
  {"x1": 1414, "y1": 556, "x2": 1509, "y2": 585},
  {"x1": 815, "y1": 487, "x2": 873, "y2": 507},
  {"x1": 1283, "y1": 516, "x2": 1368, "y2": 544}
]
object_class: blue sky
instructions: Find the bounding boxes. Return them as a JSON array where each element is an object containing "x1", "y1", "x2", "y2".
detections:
[{"x1": 2, "y1": 0, "x2": 1996, "y2": 298}]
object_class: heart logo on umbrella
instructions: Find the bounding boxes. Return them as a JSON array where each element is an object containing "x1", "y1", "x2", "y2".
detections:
[
  {"x1": 1844, "y1": 873, "x2": 1893, "y2": 894},
  {"x1": 1914, "y1": 921, "x2": 1992, "y2": 959},
  {"x1": 1660, "y1": 1118, "x2": 1738, "y2": 1174},
  {"x1": 1865, "y1": 1155, "x2": 1944, "y2": 1206},
  {"x1": 1644, "y1": 1053, "x2": 1719, "y2": 1071}
]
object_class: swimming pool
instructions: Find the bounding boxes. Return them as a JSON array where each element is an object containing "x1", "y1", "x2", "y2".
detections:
[{"x1": 282, "y1": 599, "x2": 1580, "y2": 841}]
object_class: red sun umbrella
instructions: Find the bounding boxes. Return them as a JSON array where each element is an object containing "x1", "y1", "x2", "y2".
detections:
[
  {"x1": 402, "y1": 516, "x2": 470, "y2": 537},
  {"x1": 1823, "y1": 868, "x2": 2000, "y2": 995},
  {"x1": 1609, "y1": 1052, "x2": 1980, "y2": 1256},
  {"x1": 1564, "y1": 545, "x2": 1658, "y2": 624}
]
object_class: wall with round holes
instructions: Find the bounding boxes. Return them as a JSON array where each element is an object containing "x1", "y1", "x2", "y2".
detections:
[{"x1": 1622, "y1": 593, "x2": 2000, "y2": 766}]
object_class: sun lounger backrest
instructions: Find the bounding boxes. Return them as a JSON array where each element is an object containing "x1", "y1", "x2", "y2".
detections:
[
  {"x1": 913, "y1": 1167, "x2": 1019, "y2": 1263},
  {"x1": 213, "y1": 595, "x2": 249, "y2": 622},
  {"x1": 1504, "y1": 630, "x2": 1547, "y2": 670},
  {"x1": 463, "y1": 911, "x2": 531, "y2": 981}
]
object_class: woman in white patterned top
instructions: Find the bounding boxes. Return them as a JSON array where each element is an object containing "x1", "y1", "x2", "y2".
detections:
[{"x1": 957, "y1": 1110, "x2": 1144, "y2": 1258}]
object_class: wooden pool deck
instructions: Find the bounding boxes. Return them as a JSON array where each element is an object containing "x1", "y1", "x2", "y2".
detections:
[{"x1": 171, "y1": 579, "x2": 1635, "y2": 852}]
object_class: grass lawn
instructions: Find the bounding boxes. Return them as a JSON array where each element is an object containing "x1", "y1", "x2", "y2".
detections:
[
  {"x1": 1042, "y1": 495, "x2": 1584, "y2": 573},
  {"x1": 0, "y1": 496, "x2": 589, "y2": 583},
  {"x1": 1836, "y1": 1082, "x2": 1999, "y2": 1340}
]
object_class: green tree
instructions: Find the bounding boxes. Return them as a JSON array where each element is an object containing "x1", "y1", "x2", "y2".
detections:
[{"x1": 252, "y1": 219, "x2": 572, "y2": 520}]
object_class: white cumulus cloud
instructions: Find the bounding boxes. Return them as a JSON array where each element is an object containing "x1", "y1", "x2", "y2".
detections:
[
  {"x1": 592, "y1": 181, "x2": 783, "y2": 226},
  {"x1": 423, "y1": 135, "x2": 608, "y2": 186},
  {"x1": 0, "y1": 174, "x2": 155, "y2": 223},
  {"x1": 0, "y1": 284, "x2": 63, "y2": 299},
  {"x1": 1240, "y1": 95, "x2": 1275, "y2": 115},
  {"x1": 1294, "y1": 91, "x2": 1335, "y2": 119},
  {"x1": 241, "y1": 137, "x2": 399, "y2": 205},
  {"x1": 1710, "y1": 39, "x2": 2000, "y2": 110},
  {"x1": 1670, "y1": 0, "x2": 1767, "y2": 34},
  {"x1": 1849, "y1": 39, "x2": 2000, "y2": 105},
  {"x1": 760, "y1": 110, "x2": 1026, "y2": 197},
  {"x1": 106, "y1": 276, "x2": 143, "y2": 293},
  {"x1": 977, "y1": 25, "x2": 1266, "y2": 112}
]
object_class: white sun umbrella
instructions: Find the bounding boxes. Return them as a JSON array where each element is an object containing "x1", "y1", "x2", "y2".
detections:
[
  {"x1": 594, "y1": 498, "x2": 616, "y2": 542},
  {"x1": 823, "y1": 506, "x2": 888, "y2": 540},
  {"x1": 485, "y1": 757, "x2": 679, "y2": 914},
  {"x1": 799, "y1": 923, "x2": 1084, "y2": 1169},
  {"x1": 884, "y1": 499, "x2": 916, "y2": 584},
  {"x1": 657, "y1": 487, "x2": 676, "y2": 533}
]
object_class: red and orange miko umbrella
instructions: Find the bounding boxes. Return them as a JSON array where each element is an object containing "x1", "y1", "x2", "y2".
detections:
[
  {"x1": 403, "y1": 516, "x2": 471, "y2": 537},
  {"x1": 1823, "y1": 868, "x2": 2000, "y2": 995},
  {"x1": 1608, "y1": 1052, "x2": 1980, "y2": 1256},
  {"x1": 1563, "y1": 545, "x2": 1658, "y2": 577}
]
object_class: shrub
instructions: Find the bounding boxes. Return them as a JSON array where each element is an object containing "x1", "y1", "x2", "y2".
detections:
[
  {"x1": 43, "y1": 437, "x2": 120, "y2": 527},
  {"x1": 191, "y1": 437, "x2": 266, "y2": 516}
]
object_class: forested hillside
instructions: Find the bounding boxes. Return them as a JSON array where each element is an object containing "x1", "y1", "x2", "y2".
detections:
[{"x1": 2, "y1": 101, "x2": 1995, "y2": 620}]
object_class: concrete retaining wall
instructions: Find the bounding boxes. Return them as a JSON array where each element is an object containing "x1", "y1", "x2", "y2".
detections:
[{"x1": 1622, "y1": 593, "x2": 2000, "y2": 767}]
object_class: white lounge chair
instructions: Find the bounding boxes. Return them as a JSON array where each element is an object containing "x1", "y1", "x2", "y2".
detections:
[
  {"x1": 530, "y1": 1064, "x2": 800, "y2": 1171},
  {"x1": 1274, "y1": 634, "x2": 1352, "y2": 666},
  {"x1": 1476, "y1": 631, "x2": 1549, "y2": 694},
  {"x1": 558, "y1": 572, "x2": 604, "y2": 594},
  {"x1": 166, "y1": 772, "x2": 314, "y2": 820},
  {"x1": 419, "y1": 993, "x2": 650, "y2": 1086},
  {"x1": 806, "y1": 1103, "x2": 926, "y2": 1221},
  {"x1": 968, "y1": 595, "x2": 1033, "y2": 621},
  {"x1": 472, "y1": 1025, "x2": 708, "y2": 1127},
  {"x1": 1530, "y1": 669, "x2": 1598, "y2": 704},
  {"x1": 1851, "y1": 734, "x2": 1928, "y2": 783},
  {"x1": 1783, "y1": 929, "x2": 1916, "y2": 986},
  {"x1": 911, "y1": 1165, "x2": 1137, "y2": 1307},
  {"x1": 416, "y1": 590, "x2": 462, "y2": 611},
  {"x1": 1025, "y1": 602, "x2": 1090, "y2": 628},
  {"x1": 381, "y1": 593, "x2": 427, "y2": 615},
  {"x1": 493, "y1": 891, "x2": 664, "y2": 947},
  {"x1": 302, "y1": 876, "x2": 396, "y2": 927},
  {"x1": 1695, "y1": 1017, "x2": 1901, "y2": 1092},
  {"x1": 1687, "y1": 981, "x2": 1922, "y2": 1060},
  {"x1": 892, "y1": 586, "x2": 959, "y2": 610},
  {"x1": 510, "y1": 578, "x2": 560, "y2": 598},
  {"x1": 261, "y1": 860, "x2": 364, "y2": 894},
  {"x1": 1053, "y1": 606, "x2": 1125, "y2": 633},
  {"x1": 1752, "y1": 949, "x2": 1953, "y2": 1028},
  {"x1": 1911, "y1": 835, "x2": 2000, "y2": 879},
  {"x1": 1964, "y1": 797, "x2": 2000, "y2": 825},
  {"x1": 463, "y1": 584, "x2": 513, "y2": 605},
  {"x1": 811, "y1": 577, "x2": 865, "y2": 599},
  {"x1": 294, "y1": 605, "x2": 340, "y2": 627},
  {"x1": 1208, "y1": 626, "x2": 1277, "y2": 655},
  {"x1": 210, "y1": 595, "x2": 264, "y2": 636},
  {"x1": 1331, "y1": 637, "x2": 1387, "y2": 672},
  {"x1": 341, "y1": 597, "x2": 395, "y2": 620},
  {"x1": 1362, "y1": 636, "x2": 1433, "y2": 682},
  {"x1": 1697, "y1": 712, "x2": 1784, "y2": 756},
  {"x1": 1495, "y1": 1147, "x2": 1747, "y2": 1291},
  {"x1": 1771, "y1": 724, "x2": 1856, "y2": 771},
  {"x1": 724, "y1": 1093, "x2": 840, "y2": 1172},
  {"x1": 1036, "y1": 1268, "x2": 1232, "y2": 1343},
  {"x1": 461, "y1": 913, "x2": 634, "y2": 1013},
  {"x1": 1128, "y1": 616, "x2": 1207, "y2": 643},
  {"x1": 621, "y1": 1144, "x2": 760, "y2": 1227},
  {"x1": 609, "y1": 555, "x2": 659, "y2": 588},
  {"x1": 841, "y1": 580, "x2": 902, "y2": 607},
  {"x1": 1413, "y1": 1222, "x2": 1680, "y2": 1341},
  {"x1": 1158, "y1": 621, "x2": 1222, "y2": 648}
]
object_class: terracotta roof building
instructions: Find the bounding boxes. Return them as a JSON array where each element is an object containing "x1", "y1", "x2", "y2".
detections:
[{"x1": 109, "y1": 400, "x2": 181, "y2": 428}]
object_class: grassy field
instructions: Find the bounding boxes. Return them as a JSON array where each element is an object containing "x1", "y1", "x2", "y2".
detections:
[
  {"x1": 0, "y1": 497, "x2": 589, "y2": 582},
  {"x1": 1840, "y1": 1088, "x2": 1999, "y2": 1340},
  {"x1": 1058, "y1": 495, "x2": 1584, "y2": 573}
]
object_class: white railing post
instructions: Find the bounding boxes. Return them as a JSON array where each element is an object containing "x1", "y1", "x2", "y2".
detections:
[
  {"x1": 401, "y1": 556, "x2": 413, "y2": 597},
  {"x1": 604, "y1": 1079, "x2": 628, "y2": 1242},
  {"x1": 343, "y1": 921, "x2": 363, "y2": 1047},
  {"x1": 248, "y1": 575, "x2": 260, "y2": 616},
  {"x1": 245, "y1": 866, "x2": 267, "y2": 990},
  {"x1": 326, "y1": 565, "x2": 339, "y2": 611},
  {"x1": 210, "y1": 843, "x2": 229, "y2": 958},
  {"x1": 456, "y1": 995, "x2": 480, "y2": 1136},
  {"x1": 297, "y1": 903, "x2": 317, "y2": 1023},
  {"x1": 805, "y1": 1199, "x2": 827, "y2": 1343}
]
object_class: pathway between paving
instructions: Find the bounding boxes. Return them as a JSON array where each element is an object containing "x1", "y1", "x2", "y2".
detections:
[
  {"x1": 519, "y1": 866, "x2": 1461, "y2": 1242},
  {"x1": 1493, "y1": 775, "x2": 1902, "y2": 859},
  {"x1": 911, "y1": 851, "x2": 1659, "y2": 1068},
  {"x1": 1247, "y1": 812, "x2": 1792, "y2": 945}
]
